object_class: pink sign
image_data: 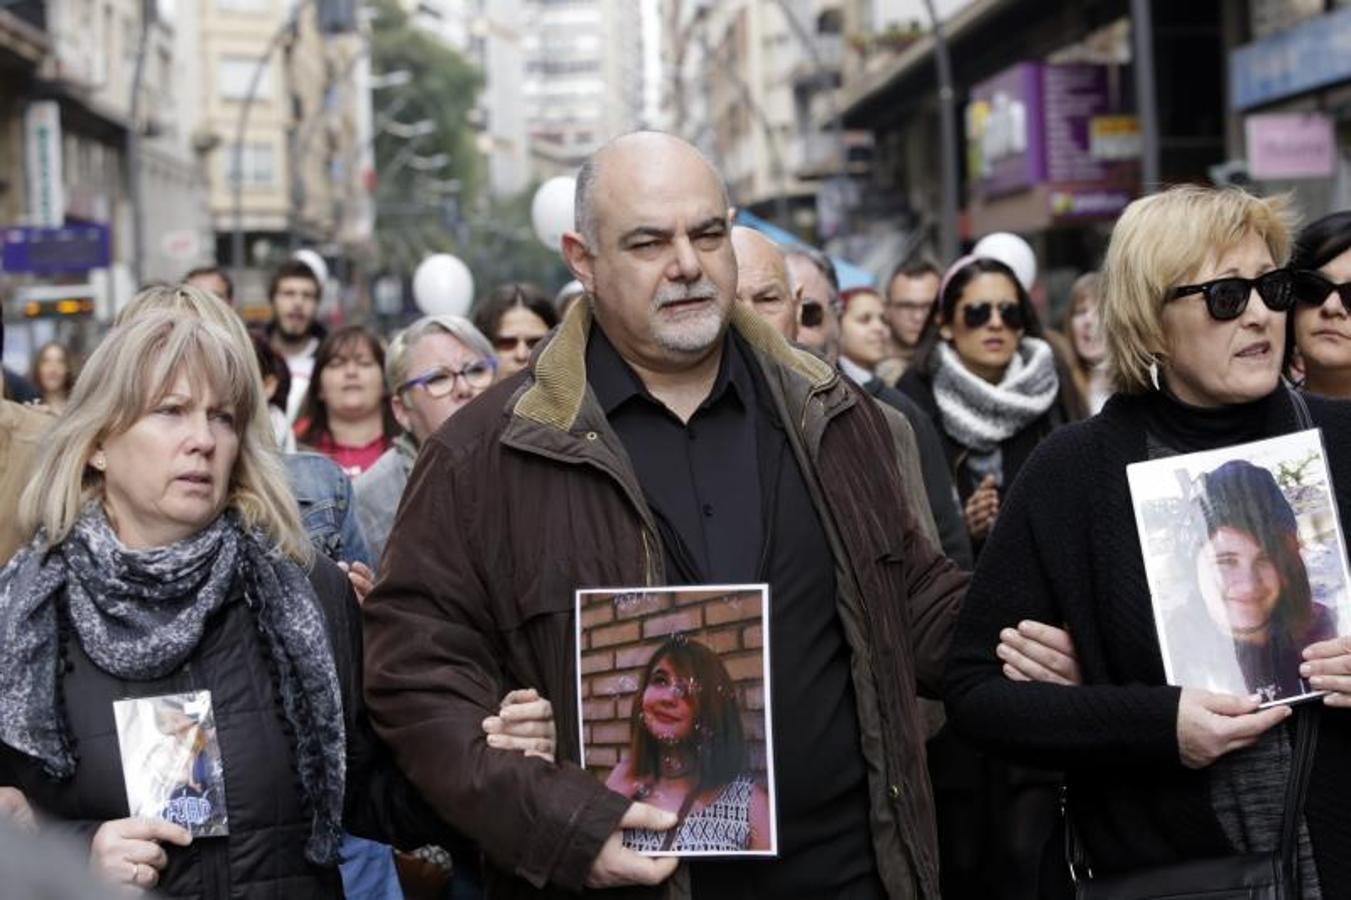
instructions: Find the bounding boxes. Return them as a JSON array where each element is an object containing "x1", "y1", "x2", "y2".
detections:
[{"x1": 1246, "y1": 113, "x2": 1336, "y2": 180}]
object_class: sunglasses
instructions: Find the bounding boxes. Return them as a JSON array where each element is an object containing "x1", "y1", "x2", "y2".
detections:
[
  {"x1": 1168, "y1": 269, "x2": 1295, "y2": 321},
  {"x1": 961, "y1": 301, "x2": 1025, "y2": 330},
  {"x1": 1291, "y1": 270, "x2": 1351, "y2": 308},
  {"x1": 400, "y1": 359, "x2": 497, "y2": 398},
  {"x1": 800, "y1": 300, "x2": 824, "y2": 328},
  {"x1": 493, "y1": 335, "x2": 543, "y2": 353}
]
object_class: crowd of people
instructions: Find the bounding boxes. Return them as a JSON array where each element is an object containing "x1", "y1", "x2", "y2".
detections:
[{"x1": 2, "y1": 129, "x2": 1351, "y2": 900}]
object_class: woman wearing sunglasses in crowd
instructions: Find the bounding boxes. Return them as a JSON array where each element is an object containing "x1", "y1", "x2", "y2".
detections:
[
  {"x1": 355, "y1": 315, "x2": 498, "y2": 566},
  {"x1": 896, "y1": 255, "x2": 1080, "y2": 898},
  {"x1": 898, "y1": 256, "x2": 1084, "y2": 552},
  {"x1": 945, "y1": 186, "x2": 1351, "y2": 897},
  {"x1": 1288, "y1": 211, "x2": 1351, "y2": 399},
  {"x1": 472, "y1": 283, "x2": 559, "y2": 380}
]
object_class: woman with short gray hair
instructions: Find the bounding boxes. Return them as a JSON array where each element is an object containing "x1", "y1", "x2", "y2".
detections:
[{"x1": 355, "y1": 315, "x2": 498, "y2": 565}]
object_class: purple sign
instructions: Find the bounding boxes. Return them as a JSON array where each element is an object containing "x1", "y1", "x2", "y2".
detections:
[
  {"x1": 1, "y1": 223, "x2": 110, "y2": 275},
  {"x1": 968, "y1": 60, "x2": 1140, "y2": 220},
  {"x1": 1043, "y1": 65, "x2": 1112, "y2": 184},
  {"x1": 967, "y1": 62, "x2": 1045, "y2": 197}
]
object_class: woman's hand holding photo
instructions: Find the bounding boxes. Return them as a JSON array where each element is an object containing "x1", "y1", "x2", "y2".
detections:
[
  {"x1": 1175, "y1": 688, "x2": 1292, "y2": 769},
  {"x1": 1301, "y1": 635, "x2": 1351, "y2": 705}
]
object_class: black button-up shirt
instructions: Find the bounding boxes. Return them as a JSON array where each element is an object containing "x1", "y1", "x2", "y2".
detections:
[
  {"x1": 587, "y1": 327, "x2": 883, "y2": 900},
  {"x1": 587, "y1": 326, "x2": 763, "y2": 584}
]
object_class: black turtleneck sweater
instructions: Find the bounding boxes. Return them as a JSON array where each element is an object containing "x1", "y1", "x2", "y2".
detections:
[{"x1": 944, "y1": 387, "x2": 1351, "y2": 894}]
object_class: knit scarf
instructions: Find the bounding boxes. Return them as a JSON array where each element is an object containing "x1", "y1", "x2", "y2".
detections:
[
  {"x1": 932, "y1": 337, "x2": 1060, "y2": 452},
  {"x1": 0, "y1": 507, "x2": 346, "y2": 865}
]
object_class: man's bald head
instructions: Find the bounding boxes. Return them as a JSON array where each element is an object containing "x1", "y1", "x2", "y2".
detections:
[
  {"x1": 560, "y1": 130, "x2": 738, "y2": 372},
  {"x1": 574, "y1": 131, "x2": 729, "y2": 250},
  {"x1": 731, "y1": 226, "x2": 799, "y2": 341}
]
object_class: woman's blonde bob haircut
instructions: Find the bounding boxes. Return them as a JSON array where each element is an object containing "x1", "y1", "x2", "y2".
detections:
[
  {"x1": 19, "y1": 300, "x2": 310, "y2": 561},
  {"x1": 1102, "y1": 185, "x2": 1297, "y2": 395}
]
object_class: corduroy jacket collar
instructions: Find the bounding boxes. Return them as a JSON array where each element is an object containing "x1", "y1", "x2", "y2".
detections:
[{"x1": 510, "y1": 296, "x2": 841, "y2": 434}]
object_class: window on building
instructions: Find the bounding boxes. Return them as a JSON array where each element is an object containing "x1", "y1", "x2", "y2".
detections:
[
  {"x1": 223, "y1": 142, "x2": 277, "y2": 188},
  {"x1": 219, "y1": 57, "x2": 270, "y2": 100}
]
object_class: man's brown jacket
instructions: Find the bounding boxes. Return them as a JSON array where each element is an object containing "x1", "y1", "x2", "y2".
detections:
[{"x1": 363, "y1": 302, "x2": 967, "y2": 899}]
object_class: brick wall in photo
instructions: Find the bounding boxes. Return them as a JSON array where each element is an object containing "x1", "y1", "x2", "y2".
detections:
[{"x1": 579, "y1": 588, "x2": 768, "y2": 784}]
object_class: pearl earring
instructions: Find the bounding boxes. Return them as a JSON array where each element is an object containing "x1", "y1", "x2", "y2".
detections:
[{"x1": 91, "y1": 452, "x2": 106, "y2": 472}]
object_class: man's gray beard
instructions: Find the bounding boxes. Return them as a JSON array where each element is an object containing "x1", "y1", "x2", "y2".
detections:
[{"x1": 652, "y1": 282, "x2": 725, "y2": 354}]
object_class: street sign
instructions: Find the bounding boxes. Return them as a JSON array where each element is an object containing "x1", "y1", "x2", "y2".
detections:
[
  {"x1": 24, "y1": 101, "x2": 64, "y2": 228},
  {"x1": 1, "y1": 223, "x2": 110, "y2": 274}
]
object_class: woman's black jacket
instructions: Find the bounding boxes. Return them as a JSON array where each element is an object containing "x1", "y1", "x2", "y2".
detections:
[
  {"x1": 0, "y1": 554, "x2": 463, "y2": 899},
  {"x1": 943, "y1": 391, "x2": 1351, "y2": 893}
]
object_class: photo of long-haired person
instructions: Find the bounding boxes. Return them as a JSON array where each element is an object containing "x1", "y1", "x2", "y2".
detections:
[
  {"x1": 603, "y1": 636, "x2": 771, "y2": 853},
  {"x1": 1167, "y1": 459, "x2": 1340, "y2": 703}
]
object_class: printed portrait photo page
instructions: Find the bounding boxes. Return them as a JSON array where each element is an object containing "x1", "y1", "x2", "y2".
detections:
[
  {"x1": 575, "y1": 584, "x2": 777, "y2": 858},
  {"x1": 1126, "y1": 429, "x2": 1351, "y2": 707},
  {"x1": 113, "y1": 690, "x2": 229, "y2": 837}
]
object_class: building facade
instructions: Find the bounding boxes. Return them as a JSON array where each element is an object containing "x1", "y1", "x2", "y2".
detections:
[{"x1": 523, "y1": 0, "x2": 645, "y2": 176}]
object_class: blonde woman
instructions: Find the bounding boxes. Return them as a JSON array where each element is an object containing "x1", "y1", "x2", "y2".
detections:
[
  {"x1": 0, "y1": 312, "x2": 542, "y2": 899},
  {"x1": 945, "y1": 186, "x2": 1351, "y2": 895}
]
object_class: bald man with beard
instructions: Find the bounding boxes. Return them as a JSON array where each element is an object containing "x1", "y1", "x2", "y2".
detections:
[{"x1": 364, "y1": 131, "x2": 971, "y2": 899}]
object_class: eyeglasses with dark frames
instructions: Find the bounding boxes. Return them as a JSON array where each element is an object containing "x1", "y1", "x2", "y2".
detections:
[
  {"x1": 961, "y1": 301, "x2": 1025, "y2": 330},
  {"x1": 1291, "y1": 270, "x2": 1351, "y2": 309},
  {"x1": 493, "y1": 335, "x2": 544, "y2": 352},
  {"x1": 1168, "y1": 269, "x2": 1296, "y2": 321}
]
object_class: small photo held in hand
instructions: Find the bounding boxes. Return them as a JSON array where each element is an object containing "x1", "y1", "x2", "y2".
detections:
[
  {"x1": 1127, "y1": 429, "x2": 1351, "y2": 707},
  {"x1": 113, "y1": 690, "x2": 228, "y2": 837},
  {"x1": 576, "y1": 584, "x2": 777, "y2": 857}
]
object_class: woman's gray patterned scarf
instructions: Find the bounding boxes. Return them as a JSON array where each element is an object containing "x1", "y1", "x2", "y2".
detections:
[
  {"x1": 932, "y1": 337, "x2": 1060, "y2": 452},
  {"x1": 0, "y1": 507, "x2": 346, "y2": 865}
]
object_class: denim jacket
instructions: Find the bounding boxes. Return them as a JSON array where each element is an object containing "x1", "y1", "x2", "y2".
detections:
[{"x1": 284, "y1": 451, "x2": 373, "y2": 568}]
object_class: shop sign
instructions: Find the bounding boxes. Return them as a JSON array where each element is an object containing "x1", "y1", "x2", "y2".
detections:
[
  {"x1": 967, "y1": 61, "x2": 1139, "y2": 220},
  {"x1": 1230, "y1": 5, "x2": 1351, "y2": 111},
  {"x1": 967, "y1": 62, "x2": 1044, "y2": 197},
  {"x1": 1, "y1": 223, "x2": 110, "y2": 274},
  {"x1": 23, "y1": 102, "x2": 65, "y2": 228},
  {"x1": 1049, "y1": 188, "x2": 1132, "y2": 219},
  {"x1": 1245, "y1": 113, "x2": 1336, "y2": 179}
]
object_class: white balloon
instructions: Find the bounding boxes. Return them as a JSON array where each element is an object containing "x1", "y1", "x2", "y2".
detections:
[
  {"x1": 292, "y1": 249, "x2": 329, "y2": 287},
  {"x1": 531, "y1": 176, "x2": 577, "y2": 251},
  {"x1": 973, "y1": 232, "x2": 1037, "y2": 292},
  {"x1": 413, "y1": 254, "x2": 474, "y2": 317}
]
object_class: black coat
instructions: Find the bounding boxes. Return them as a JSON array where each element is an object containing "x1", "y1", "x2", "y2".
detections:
[
  {"x1": 0, "y1": 554, "x2": 460, "y2": 899},
  {"x1": 861, "y1": 376, "x2": 975, "y2": 570},
  {"x1": 944, "y1": 391, "x2": 1351, "y2": 893}
]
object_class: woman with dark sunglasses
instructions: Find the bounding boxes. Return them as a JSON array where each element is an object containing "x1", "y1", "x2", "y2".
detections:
[
  {"x1": 472, "y1": 282, "x2": 559, "y2": 380},
  {"x1": 1288, "y1": 211, "x2": 1351, "y2": 398},
  {"x1": 896, "y1": 254, "x2": 1081, "y2": 900},
  {"x1": 945, "y1": 186, "x2": 1351, "y2": 898},
  {"x1": 899, "y1": 256, "x2": 1083, "y2": 551}
]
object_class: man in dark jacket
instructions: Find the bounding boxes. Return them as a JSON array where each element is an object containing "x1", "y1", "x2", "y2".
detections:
[{"x1": 363, "y1": 132, "x2": 968, "y2": 898}]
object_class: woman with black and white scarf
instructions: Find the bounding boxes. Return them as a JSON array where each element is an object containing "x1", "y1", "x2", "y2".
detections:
[
  {"x1": 897, "y1": 254, "x2": 1082, "y2": 900},
  {"x1": 899, "y1": 255, "x2": 1084, "y2": 556},
  {"x1": 0, "y1": 309, "x2": 547, "y2": 899}
]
